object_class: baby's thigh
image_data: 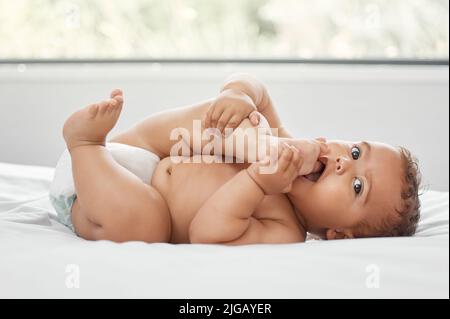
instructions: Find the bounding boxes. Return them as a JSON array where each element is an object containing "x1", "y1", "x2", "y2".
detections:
[
  {"x1": 71, "y1": 199, "x2": 100, "y2": 240},
  {"x1": 73, "y1": 186, "x2": 172, "y2": 243}
]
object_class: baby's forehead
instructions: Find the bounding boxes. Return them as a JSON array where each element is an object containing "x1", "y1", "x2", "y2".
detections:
[
  {"x1": 367, "y1": 142, "x2": 401, "y2": 164},
  {"x1": 363, "y1": 142, "x2": 403, "y2": 208},
  {"x1": 370, "y1": 141, "x2": 399, "y2": 154}
]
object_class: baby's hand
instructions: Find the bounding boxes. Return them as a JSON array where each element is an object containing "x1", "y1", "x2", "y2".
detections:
[
  {"x1": 205, "y1": 88, "x2": 259, "y2": 134},
  {"x1": 285, "y1": 138, "x2": 327, "y2": 176},
  {"x1": 247, "y1": 144, "x2": 302, "y2": 195}
]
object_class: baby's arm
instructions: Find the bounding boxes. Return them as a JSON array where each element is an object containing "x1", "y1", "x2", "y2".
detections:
[{"x1": 189, "y1": 145, "x2": 304, "y2": 245}]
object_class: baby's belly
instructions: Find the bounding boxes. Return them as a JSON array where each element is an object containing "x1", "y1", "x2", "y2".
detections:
[{"x1": 151, "y1": 156, "x2": 248, "y2": 243}]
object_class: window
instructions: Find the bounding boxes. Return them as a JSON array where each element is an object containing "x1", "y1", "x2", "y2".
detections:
[{"x1": 0, "y1": 0, "x2": 448, "y2": 60}]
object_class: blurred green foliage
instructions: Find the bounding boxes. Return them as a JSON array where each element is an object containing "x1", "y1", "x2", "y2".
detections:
[{"x1": 0, "y1": 0, "x2": 448, "y2": 59}]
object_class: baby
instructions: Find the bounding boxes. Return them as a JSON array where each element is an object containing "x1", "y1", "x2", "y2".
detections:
[{"x1": 50, "y1": 74, "x2": 421, "y2": 244}]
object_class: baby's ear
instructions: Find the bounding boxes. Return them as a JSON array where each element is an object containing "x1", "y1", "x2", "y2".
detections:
[{"x1": 326, "y1": 229, "x2": 355, "y2": 240}]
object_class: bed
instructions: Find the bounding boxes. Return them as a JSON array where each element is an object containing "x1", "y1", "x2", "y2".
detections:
[{"x1": 0, "y1": 162, "x2": 448, "y2": 299}]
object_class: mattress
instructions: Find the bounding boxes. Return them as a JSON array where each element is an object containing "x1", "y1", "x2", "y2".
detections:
[{"x1": 0, "y1": 162, "x2": 448, "y2": 299}]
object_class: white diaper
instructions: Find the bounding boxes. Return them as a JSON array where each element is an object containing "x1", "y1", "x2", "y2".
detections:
[{"x1": 49, "y1": 143, "x2": 160, "y2": 232}]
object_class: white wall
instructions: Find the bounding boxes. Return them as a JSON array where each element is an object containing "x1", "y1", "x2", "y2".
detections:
[{"x1": 0, "y1": 63, "x2": 448, "y2": 191}]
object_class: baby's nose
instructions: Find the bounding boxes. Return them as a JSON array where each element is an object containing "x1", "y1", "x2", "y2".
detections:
[{"x1": 335, "y1": 156, "x2": 350, "y2": 174}]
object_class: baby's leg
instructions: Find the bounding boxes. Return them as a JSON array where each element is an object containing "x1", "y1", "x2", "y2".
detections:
[
  {"x1": 110, "y1": 99, "x2": 280, "y2": 163},
  {"x1": 63, "y1": 90, "x2": 171, "y2": 243}
]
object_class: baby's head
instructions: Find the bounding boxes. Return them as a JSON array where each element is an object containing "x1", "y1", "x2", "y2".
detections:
[{"x1": 288, "y1": 140, "x2": 421, "y2": 239}]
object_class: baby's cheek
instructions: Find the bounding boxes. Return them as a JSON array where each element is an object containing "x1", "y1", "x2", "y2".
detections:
[
  {"x1": 313, "y1": 181, "x2": 351, "y2": 220},
  {"x1": 317, "y1": 179, "x2": 344, "y2": 202}
]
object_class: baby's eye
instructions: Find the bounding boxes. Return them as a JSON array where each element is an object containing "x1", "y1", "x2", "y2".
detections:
[
  {"x1": 351, "y1": 146, "x2": 361, "y2": 160},
  {"x1": 353, "y1": 178, "x2": 363, "y2": 195}
]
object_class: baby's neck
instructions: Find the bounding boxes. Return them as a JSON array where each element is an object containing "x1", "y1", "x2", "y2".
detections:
[{"x1": 290, "y1": 204, "x2": 309, "y2": 234}]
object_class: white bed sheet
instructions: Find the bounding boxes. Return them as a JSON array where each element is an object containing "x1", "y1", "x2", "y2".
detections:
[{"x1": 0, "y1": 162, "x2": 448, "y2": 299}]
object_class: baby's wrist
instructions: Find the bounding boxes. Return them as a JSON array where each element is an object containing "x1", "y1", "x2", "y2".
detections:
[{"x1": 245, "y1": 168, "x2": 266, "y2": 196}]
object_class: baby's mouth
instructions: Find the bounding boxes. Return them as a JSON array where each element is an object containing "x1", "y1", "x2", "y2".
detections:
[{"x1": 304, "y1": 156, "x2": 328, "y2": 183}]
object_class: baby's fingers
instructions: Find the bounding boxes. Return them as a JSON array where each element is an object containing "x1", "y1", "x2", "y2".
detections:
[
  {"x1": 286, "y1": 147, "x2": 302, "y2": 178},
  {"x1": 291, "y1": 146, "x2": 302, "y2": 168},
  {"x1": 216, "y1": 110, "x2": 233, "y2": 133},
  {"x1": 209, "y1": 104, "x2": 225, "y2": 129},
  {"x1": 315, "y1": 137, "x2": 328, "y2": 155},
  {"x1": 249, "y1": 111, "x2": 261, "y2": 126},
  {"x1": 225, "y1": 115, "x2": 241, "y2": 132},
  {"x1": 204, "y1": 101, "x2": 218, "y2": 128},
  {"x1": 278, "y1": 145, "x2": 294, "y2": 172}
]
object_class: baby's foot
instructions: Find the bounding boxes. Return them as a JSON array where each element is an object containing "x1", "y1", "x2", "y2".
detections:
[{"x1": 63, "y1": 89, "x2": 124, "y2": 150}]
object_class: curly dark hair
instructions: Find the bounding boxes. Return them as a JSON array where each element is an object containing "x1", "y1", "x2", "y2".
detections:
[{"x1": 356, "y1": 146, "x2": 422, "y2": 238}]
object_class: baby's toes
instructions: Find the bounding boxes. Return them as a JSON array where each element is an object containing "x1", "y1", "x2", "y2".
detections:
[
  {"x1": 110, "y1": 89, "x2": 123, "y2": 99},
  {"x1": 97, "y1": 100, "x2": 111, "y2": 115},
  {"x1": 104, "y1": 99, "x2": 117, "y2": 114},
  {"x1": 112, "y1": 95, "x2": 123, "y2": 107},
  {"x1": 108, "y1": 100, "x2": 123, "y2": 118}
]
